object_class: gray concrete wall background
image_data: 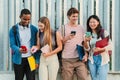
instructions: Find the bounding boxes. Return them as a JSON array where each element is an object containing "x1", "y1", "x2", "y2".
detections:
[{"x1": 0, "y1": 0, "x2": 120, "y2": 72}]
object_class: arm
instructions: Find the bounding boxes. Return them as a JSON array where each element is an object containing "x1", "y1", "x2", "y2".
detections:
[
  {"x1": 62, "y1": 33, "x2": 76, "y2": 44},
  {"x1": 57, "y1": 25, "x2": 72, "y2": 44},
  {"x1": 9, "y1": 28, "x2": 20, "y2": 55},
  {"x1": 62, "y1": 35, "x2": 71, "y2": 43},
  {"x1": 30, "y1": 27, "x2": 41, "y2": 64},
  {"x1": 31, "y1": 32, "x2": 40, "y2": 53},
  {"x1": 94, "y1": 30, "x2": 111, "y2": 54},
  {"x1": 104, "y1": 39, "x2": 112, "y2": 56},
  {"x1": 93, "y1": 47, "x2": 105, "y2": 53},
  {"x1": 83, "y1": 36, "x2": 91, "y2": 51},
  {"x1": 82, "y1": 38, "x2": 90, "y2": 62},
  {"x1": 52, "y1": 31, "x2": 63, "y2": 54},
  {"x1": 43, "y1": 31, "x2": 62, "y2": 57}
]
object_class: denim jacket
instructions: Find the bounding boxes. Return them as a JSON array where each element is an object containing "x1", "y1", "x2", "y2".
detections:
[{"x1": 9, "y1": 23, "x2": 40, "y2": 64}]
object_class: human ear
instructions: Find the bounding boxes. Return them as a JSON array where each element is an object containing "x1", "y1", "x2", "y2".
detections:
[{"x1": 67, "y1": 16, "x2": 70, "y2": 20}]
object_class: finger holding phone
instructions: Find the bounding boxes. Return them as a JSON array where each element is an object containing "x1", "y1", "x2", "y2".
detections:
[
  {"x1": 20, "y1": 46, "x2": 28, "y2": 53},
  {"x1": 69, "y1": 31, "x2": 76, "y2": 39},
  {"x1": 85, "y1": 32, "x2": 92, "y2": 41},
  {"x1": 63, "y1": 31, "x2": 76, "y2": 42}
]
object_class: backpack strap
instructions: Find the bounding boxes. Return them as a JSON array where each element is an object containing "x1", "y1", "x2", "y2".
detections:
[
  {"x1": 100, "y1": 29, "x2": 105, "y2": 39},
  {"x1": 61, "y1": 25, "x2": 65, "y2": 37}
]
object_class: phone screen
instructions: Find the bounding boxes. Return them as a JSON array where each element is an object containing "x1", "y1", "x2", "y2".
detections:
[{"x1": 71, "y1": 31, "x2": 76, "y2": 35}]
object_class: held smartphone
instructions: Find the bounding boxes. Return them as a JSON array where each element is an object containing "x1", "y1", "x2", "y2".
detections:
[
  {"x1": 85, "y1": 32, "x2": 91, "y2": 37},
  {"x1": 71, "y1": 31, "x2": 76, "y2": 35},
  {"x1": 21, "y1": 46, "x2": 27, "y2": 51}
]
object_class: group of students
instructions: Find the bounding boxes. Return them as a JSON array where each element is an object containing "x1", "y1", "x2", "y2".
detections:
[{"x1": 9, "y1": 7, "x2": 112, "y2": 80}]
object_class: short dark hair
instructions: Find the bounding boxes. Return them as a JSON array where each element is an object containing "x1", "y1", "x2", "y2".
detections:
[
  {"x1": 67, "y1": 7, "x2": 79, "y2": 16},
  {"x1": 20, "y1": 8, "x2": 31, "y2": 17}
]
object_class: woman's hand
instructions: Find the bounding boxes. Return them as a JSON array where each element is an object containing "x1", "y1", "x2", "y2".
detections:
[
  {"x1": 31, "y1": 46, "x2": 38, "y2": 54},
  {"x1": 93, "y1": 47, "x2": 105, "y2": 53},
  {"x1": 43, "y1": 52, "x2": 52, "y2": 57},
  {"x1": 83, "y1": 36, "x2": 91, "y2": 50},
  {"x1": 84, "y1": 36, "x2": 91, "y2": 42}
]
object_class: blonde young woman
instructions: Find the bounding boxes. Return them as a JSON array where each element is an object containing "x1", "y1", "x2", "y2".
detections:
[{"x1": 31, "y1": 17, "x2": 62, "y2": 80}]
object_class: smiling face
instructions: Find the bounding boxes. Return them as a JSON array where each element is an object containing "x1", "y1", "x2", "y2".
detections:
[
  {"x1": 89, "y1": 18, "x2": 99, "y2": 31},
  {"x1": 87, "y1": 15, "x2": 102, "y2": 38},
  {"x1": 38, "y1": 22, "x2": 45, "y2": 32},
  {"x1": 20, "y1": 14, "x2": 31, "y2": 26},
  {"x1": 68, "y1": 13, "x2": 78, "y2": 24}
]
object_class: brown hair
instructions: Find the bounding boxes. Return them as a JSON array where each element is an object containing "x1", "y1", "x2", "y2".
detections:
[
  {"x1": 38, "y1": 17, "x2": 52, "y2": 51},
  {"x1": 67, "y1": 7, "x2": 79, "y2": 16}
]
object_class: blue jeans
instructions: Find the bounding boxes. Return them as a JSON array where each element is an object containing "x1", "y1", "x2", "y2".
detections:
[{"x1": 88, "y1": 55, "x2": 109, "y2": 80}]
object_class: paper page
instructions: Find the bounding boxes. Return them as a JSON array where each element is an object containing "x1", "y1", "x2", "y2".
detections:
[{"x1": 41, "y1": 44, "x2": 50, "y2": 53}]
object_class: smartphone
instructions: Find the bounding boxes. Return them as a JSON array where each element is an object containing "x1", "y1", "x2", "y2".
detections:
[
  {"x1": 21, "y1": 46, "x2": 27, "y2": 51},
  {"x1": 85, "y1": 32, "x2": 91, "y2": 37},
  {"x1": 71, "y1": 31, "x2": 76, "y2": 35}
]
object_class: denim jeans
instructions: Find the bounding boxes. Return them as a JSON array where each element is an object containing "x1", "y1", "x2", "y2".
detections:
[{"x1": 88, "y1": 55, "x2": 109, "y2": 80}]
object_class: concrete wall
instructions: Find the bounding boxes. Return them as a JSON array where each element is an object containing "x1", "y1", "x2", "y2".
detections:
[{"x1": 1, "y1": 0, "x2": 120, "y2": 72}]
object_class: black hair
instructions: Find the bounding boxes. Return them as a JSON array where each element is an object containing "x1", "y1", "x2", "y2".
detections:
[
  {"x1": 87, "y1": 15, "x2": 102, "y2": 39},
  {"x1": 20, "y1": 8, "x2": 31, "y2": 17}
]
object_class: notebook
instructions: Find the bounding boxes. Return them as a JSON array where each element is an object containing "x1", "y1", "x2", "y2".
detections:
[
  {"x1": 76, "y1": 45, "x2": 85, "y2": 61},
  {"x1": 94, "y1": 36, "x2": 109, "y2": 56},
  {"x1": 40, "y1": 44, "x2": 50, "y2": 53},
  {"x1": 95, "y1": 36, "x2": 109, "y2": 48},
  {"x1": 27, "y1": 56, "x2": 36, "y2": 71}
]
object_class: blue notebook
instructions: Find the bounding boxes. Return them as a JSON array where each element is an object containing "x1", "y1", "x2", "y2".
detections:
[{"x1": 76, "y1": 45, "x2": 85, "y2": 61}]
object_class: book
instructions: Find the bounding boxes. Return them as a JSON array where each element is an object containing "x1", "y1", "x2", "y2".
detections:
[
  {"x1": 40, "y1": 44, "x2": 50, "y2": 53},
  {"x1": 27, "y1": 56, "x2": 36, "y2": 71},
  {"x1": 76, "y1": 45, "x2": 85, "y2": 61},
  {"x1": 94, "y1": 36, "x2": 109, "y2": 56},
  {"x1": 95, "y1": 36, "x2": 109, "y2": 48}
]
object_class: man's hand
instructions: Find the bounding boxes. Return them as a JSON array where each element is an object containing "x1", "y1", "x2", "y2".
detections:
[
  {"x1": 82, "y1": 52, "x2": 88, "y2": 62},
  {"x1": 19, "y1": 48, "x2": 28, "y2": 53}
]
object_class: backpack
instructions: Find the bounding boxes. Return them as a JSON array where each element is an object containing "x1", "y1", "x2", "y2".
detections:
[{"x1": 100, "y1": 29, "x2": 105, "y2": 39}]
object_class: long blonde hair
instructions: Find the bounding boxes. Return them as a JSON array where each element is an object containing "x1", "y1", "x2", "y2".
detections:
[{"x1": 38, "y1": 17, "x2": 52, "y2": 51}]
